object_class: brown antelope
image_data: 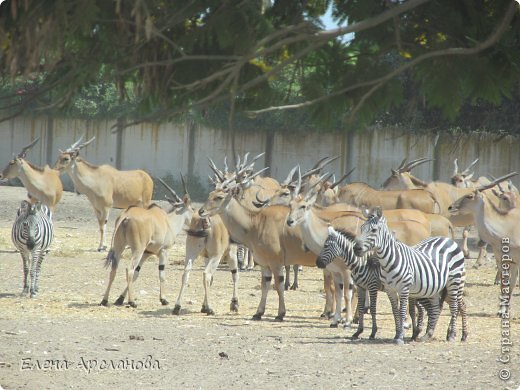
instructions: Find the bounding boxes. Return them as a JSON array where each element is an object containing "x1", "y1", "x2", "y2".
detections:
[
  {"x1": 172, "y1": 212, "x2": 240, "y2": 316},
  {"x1": 493, "y1": 180, "x2": 518, "y2": 209},
  {"x1": 255, "y1": 168, "x2": 433, "y2": 327},
  {"x1": 381, "y1": 157, "x2": 433, "y2": 190},
  {"x1": 53, "y1": 136, "x2": 154, "y2": 251},
  {"x1": 1, "y1": 138, "x2": 63, "y2": 211},
  {"x1": 199, "y1": 171, "x2": 341, "y2": 321},
  {"x1": 448, "y1": 172, "x2": 519, "y2": 316},
  {"x1": 100, "y1": 177, "x2": 193, "y2": 308}
]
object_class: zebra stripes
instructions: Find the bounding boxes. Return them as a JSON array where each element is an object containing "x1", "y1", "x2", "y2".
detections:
[
  {"x1": 11, "y1": 200, "x2": 54, "y2": 297},
  {"x1": 316, "y1": 226, "x2": 383, "y2": 340},
  {"x1": 353, "y1": 207, "x2": 467, "y2": 344}
]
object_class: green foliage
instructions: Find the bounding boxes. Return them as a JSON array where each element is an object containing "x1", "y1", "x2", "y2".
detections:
[{"x1": 0, "y1": 0, "x2": 518, "y2": 134}]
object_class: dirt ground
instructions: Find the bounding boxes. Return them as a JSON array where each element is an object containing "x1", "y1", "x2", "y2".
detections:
[{"x1": 0, "y1": 185, "x2": 518, "y2": 390}]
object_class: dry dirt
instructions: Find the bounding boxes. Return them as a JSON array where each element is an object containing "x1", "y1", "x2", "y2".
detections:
[{"x1": 0, "y1": 185, "x2": 518, "y2": 390}]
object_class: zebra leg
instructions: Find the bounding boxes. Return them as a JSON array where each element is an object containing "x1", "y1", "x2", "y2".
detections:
[
  {"x1": 284, "y1": 265, "x2": 291, "y2": 291},
  {"x1": 351, "y1": 287, "x2": 366, "y2": 340},
  {"x1": 237, "y1": 245, "x2": 245, "y2": 270},
  {"x1": 33, "y1": 250, "x2": 46, "y2": 295},
  {"x1": 290, "y1": 264, "x2": 299, "y2": 290},
  {"x1": 158, "y1": 250, "x2": 168, "y2": 306},
  {"x1": 29, "y1": 249, "x2": 40, "y2": 298},
  {"x1": 20, "y1": 251, "x2": 30, "y2": 296},
  {"x1": 420, "y1": 297, "x2": 441, "y2": 342},
  {"x1": 252, "y1": 267, "x2": 271, "y2": 320},
  {"x1": 273, "y1": 266, "x2": 286, "y2": 321},
  {"x1": 329, "y1": 272, "x2": 344, "y2": 328},
  {"x1": 409, "y1": 299, "x2": 425, "y2": 341},
  {"x1": 201, "y1": 255, "x2": 220, "y2": 315},
  {"x1": 173, "y1": 257, "x2": 194, "y2": 315},
  {"x1": 368, "y1": 286, "x2": 378, "y2": 340},
  {"x1": 226, "y1": 248, "x2": 240, "y2": 313},
  {"x1": 395, "y1": 290, "x2": 409, "y2": 345}
]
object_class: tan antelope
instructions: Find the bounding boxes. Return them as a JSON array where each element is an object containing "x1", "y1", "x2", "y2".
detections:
[
  {"x1": 448, "y1": 172, "x2": 519, "y2": 316},
  {"x1": 53, "y1": 135, "x2": 154, "y2": 251},
  {"x1": 254, "y1": 168, "x2": 433, "y2": 326},
  {"x1": 172, "y1": 212, "x2": 240, "y2": 316},
  {"x1": 1, "y1": 137, "x2": 63, "y2": 211},
  {"x1": 100, "y1": 177, "x2": 193, "y2": 308},
  {"x1": 199, "y1": 171, "x2": 341, "y2": 321}
]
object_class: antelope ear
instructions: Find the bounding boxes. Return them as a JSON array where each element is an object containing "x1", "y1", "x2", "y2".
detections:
[{"x1": 391, "y1": 169, "x2": 398, "y2": 176}]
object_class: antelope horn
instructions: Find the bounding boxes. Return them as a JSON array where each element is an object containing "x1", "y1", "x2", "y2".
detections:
[
  {"x1": 223, "y1": 156, "x2": 229, "y2": 174},
  {"x1": 330, "y1": 167, "x2": 355, "y2": 190},
  {"x1": 241, "y1": 152, "x2": 250, "y2": 169},
  {"x1": 18, "y1": 137, "x2": 40, "y2": 158},
  {"x1": 68, "y1": 134, "x2": 85, "y2": 152},
  {"x1": 312, "y1": 156, "x2": 339, "y2": 172},
  {"x1": 236, "y1": 154, "x2": 241, "y2": 173},
  {"x1": 180, "y1": 172, "x2": 189, "y2": 196},
  {"x1": 158, "y1": 178, "x2": 182, "y2": 203},
  {"x1": 294, "y1": 166, "x2": 302, "y2": 196},
  {"x1": 477, "y1": 172, "x2": 518, "y2": 192},
  {"x1": 301, "y1": 167, "x2": 321, "y2": 180},
  {"x1": 508, "y1": 179, "x2": 513, "y2": 192},
  {"x1": 247, "y1": 166, "x2": 269, "y2": 181},
  {"x1": 255, "y1": 188, "x2": 270, "y2": 207},
  {"x1": 208, "y1": 157, "x2": 224, "y2": 182},
  {"x1": 397, "y1": 157, "x2": 408, "y2": 171},
  {"x1": 453, "y1": 159, "x2": 459, "y2": 176},
  {"x1": 282, "y1": 165, "x2": 299, "y2": 186},
  {"x1": 462, "y1": 158, "x2": 479, "y2": 176},
  {"x1": 76, "y1": 136, "x2": 96, "y2": 151},
  {"x1": 304, "y1": 172, "x2": 333, "y2": 201},
  {"x1": 403, "y1": 157, "x2": 432, "y2": 172}
]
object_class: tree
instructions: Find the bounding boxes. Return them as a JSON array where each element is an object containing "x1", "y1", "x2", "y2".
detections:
[{"x1": 0, "y1": 0, "x2": 518, "y2": 131}]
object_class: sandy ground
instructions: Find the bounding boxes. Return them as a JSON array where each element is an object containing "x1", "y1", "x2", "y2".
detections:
[{"x1": 0, "y1": 185, "x2": 518, "y2": 390}]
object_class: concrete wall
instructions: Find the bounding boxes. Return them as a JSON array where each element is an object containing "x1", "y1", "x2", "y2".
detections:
[{"x1": 1, "y1": 116, "x2": 519, "y2": 193}]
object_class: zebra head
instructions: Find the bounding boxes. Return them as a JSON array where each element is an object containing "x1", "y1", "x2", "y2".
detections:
[
  {"x1": 19, "y1": 202, "x2": 46, "y2": 250},
  {"x1": 316, "y1": 226, "x2": 343, "y2": 269},
  {"x1": 353, "y1": 206, "x2": 385, "y2": 256}
]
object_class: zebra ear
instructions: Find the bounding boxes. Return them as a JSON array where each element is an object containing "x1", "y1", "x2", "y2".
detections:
[
  {"x1": 361, "y1": 206, "x2": 370, "y2": 218},
  {"x1": 375, "y1": 206, "x2": 382, "y2": 218}
]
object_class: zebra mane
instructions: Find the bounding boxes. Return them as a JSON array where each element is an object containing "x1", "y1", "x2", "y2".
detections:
[{"x1": 332, "y1": 228, "x2": 357, "y2": 243}]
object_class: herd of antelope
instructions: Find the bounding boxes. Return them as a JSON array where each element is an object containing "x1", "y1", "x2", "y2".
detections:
[{"x1": 1, "y1": 135, "x2": 518, "y2": 344}]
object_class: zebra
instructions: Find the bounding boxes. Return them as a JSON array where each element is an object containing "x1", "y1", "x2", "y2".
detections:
[
  {"x1": 353, "y1": 207, "x2": 468, "y2": 344},
  {"x1": 11, "y1": 200, "x2": 54, "y2": 298},
  {"x1": 316, "y1": 226, "x2": 428, "y2": 341}
]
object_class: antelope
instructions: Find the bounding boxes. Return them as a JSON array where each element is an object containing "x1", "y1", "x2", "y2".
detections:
[
  {"x1": 1, "y1": 138, "x2": 63, "y2": 211},
  {"x1": 448, "y1": 172, "x2": 519, "y2": 316},
  {"x1": 254, "y1": 168, "x2": 433, "y2": 327},
  {"x1": 381, "y1": 157, "x2": 433, "y2": 190},
  {"x1": 172, "y1": 212, "x2": 240, "y2": 316},
  {"x1": 100, "y1": 177, "x2": 193, "y2": 308},
  {"x1": 380, "y1": 158, "x2": 487, "y2": 260},
  {"x1": 199, "y1": 171, "x2": 340, "y2": 321},
  {"x1": 493, "y1": 180, "x2": 518, "y2": 210},
  {"x1": 53, "y1": 135, "x2": 154, "y2": 251},
  {"x1": 450, "y1": 158, "x2": 486, "y2": 188}
]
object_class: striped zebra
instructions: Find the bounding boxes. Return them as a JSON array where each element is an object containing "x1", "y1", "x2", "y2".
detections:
[
  {"x1": 316, "y1": 226, "x2": 428, "y2": 341},
  {"x1": 11, "y1": 200, "x2": 54, "y2": 298},
  {"x1": 353, "y1": 207, "x2": 467, "y2": 344}
]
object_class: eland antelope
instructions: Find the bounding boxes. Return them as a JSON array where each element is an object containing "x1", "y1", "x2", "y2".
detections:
[
  {"x1": 53, "y1": 135, "x2": 154, "y2": 251},
  {"x1": 100, "y1": 177, "x2": 193, "y2": 308},
  {"x1": 1, "y1": 138, "x2": 63, "y2": 211}
]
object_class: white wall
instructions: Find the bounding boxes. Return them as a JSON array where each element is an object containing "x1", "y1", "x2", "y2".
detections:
[{"x1": 1, "y1": 116, "x2": 519, "y2": 193}]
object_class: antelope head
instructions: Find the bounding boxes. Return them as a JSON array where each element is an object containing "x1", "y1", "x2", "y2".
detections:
[
  {"x1": 158, "y1": 174, "x2": 194, "y2": 227},
  {"x1": 0, "y1": 137, "x2": 40, "y2": 180},
  {"x1": 450, "y1": 158, "x2": 479, "y2": 188},
  {"x1": 286, "y1": 171, "x2": 331, "y2": 227},
  {"x1": 448, "y1": 172, "x2": 518, "y2": 215},
  {"x1": 492, "y1": 180, "x2": 518, "y2": 210},
  {"x1": 199, "y1": 175, "x2": 238, "y2": 218},
  {"x1": 381, "y1": 157, "x2": 432, "y2": 190},
  {"x1": 53, "y1": 135, "x2": 96, "y2": 172}
]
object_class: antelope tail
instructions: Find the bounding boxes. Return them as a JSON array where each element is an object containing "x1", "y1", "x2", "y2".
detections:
[{"x1": 104, "y1": 249, "x2": 118, "y2": 269}]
